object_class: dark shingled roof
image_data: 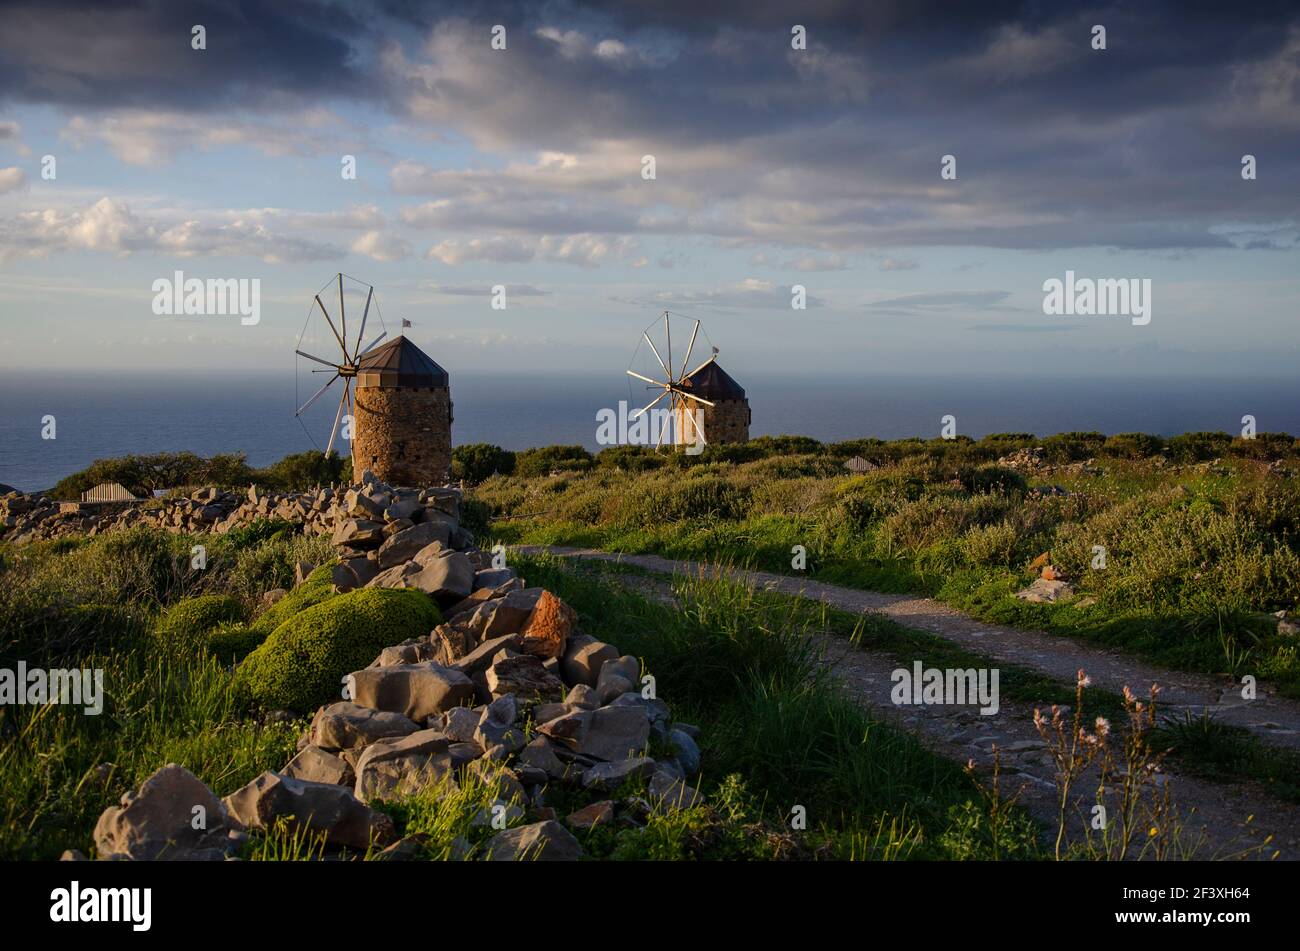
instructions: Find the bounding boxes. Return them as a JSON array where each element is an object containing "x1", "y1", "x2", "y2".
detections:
[
  {"x1": 682, "y1": 360, "x2": 745, "y2": 401},
  {"x1": 356, "y1": 335, "x2": 449, "y2": 388}
]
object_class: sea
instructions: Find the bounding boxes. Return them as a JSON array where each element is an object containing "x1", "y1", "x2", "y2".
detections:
[{"x1": 1, "y1": 371, "x2": 1297, "y2": 493}]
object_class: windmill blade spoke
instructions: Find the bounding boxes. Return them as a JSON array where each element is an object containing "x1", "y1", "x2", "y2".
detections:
[
  {"x1": 626, "y1": 369, "x2": 665, "y2": 387},
  {"x1": 296, "y1": 373, "x2": 339, "y2": 416},
  {"x1": 315, "y1": 294, "x2": 349, "y2": 356},
  {"x1": 664, "y1": 312, "x2": 673, "y2": 380},
  {"x1": 672, "y1": 386, "x2": 715, "y2": 407},
  {"x1": 631, "y1": 389, "x2": 670, "y2": 419},
  {"x1": 684, "y1": 353, "x2": 717, "y2": 380},
  {"x1": 296, "y1": 349, "x2": 341, "y2": 370},
  {"x1": 683, "y1": 403, "x2": 707, "y2": 445},
  {"x1": 359, "y1": 331, "x2": 387, "y2": 356},
  {"x1": 325, "y1": 385, "x2": 348, "y2": 457},
  {"x1": 680, "y1": 319, "x2": 700, "y2": 380},
  {"x1": 338, "y1": 273, "x2": 347, "y2": 352},
  {"x1": 642, "y1": 332, "x2": 669, "y2": 377},
  {"x1": 354, "y1": 285, "x2": 374, "y2": 359},
  {"x1": 654, "y1": 405, "x2": 671, "y2": 450}
]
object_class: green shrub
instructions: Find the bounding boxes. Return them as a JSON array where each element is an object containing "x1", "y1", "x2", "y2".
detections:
[
  {"x1": 1102, "y1": 432, "x2": 1165, "y2": 459},
  {"x1": 235, "y1": 587, "x2": 442, "y2": 712},
  {"x1": 1041, "y1": 431, "x2": 1105, "y2": 463},
  {"x1": 1166, "y1": 431, "x2": 1232, "y2": 463},
  {"x1": 226, "y1": 533, "x2": 334, "y2": 602},
  {"x1": 458, "y1": 498, "x2": 492, "y2": 541},
  {"x1": 747, "y1": 435, "x2": 824, "y2": 457},
  {"x1": 249, "y1": 562, "x2": 338, "y2": 631},
  {"x1": 1228, "y1": 433, "x2": 1297, "y2": 461},
  {"x1": 957, "y1": 465, "x2": 1028, "y2": 495},
  {"x1": 207, "y1": 622, "x2": 269, "y2": 663},
  {"x1": 223, "y1": 519, "x2": 295, "y2": 551},
  {"x1": 251, "y1": 450, "x2": 347, "y2": 491},
  {"x1": 596, "y1": 445, "x2": 666, "y2": 472},
  {"x1": 514, "y1": 445, "x2": 593, "y2": 477},
  {"x1": 155, "y1": 594, "x2": 247, "y2": 652},
  {"x1": 453, "y1": 444, "x2": 517, "y2": 483}
]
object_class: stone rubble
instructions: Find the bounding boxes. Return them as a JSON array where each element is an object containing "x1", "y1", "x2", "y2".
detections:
[
  {"x1": 0, "y1": 473, "x2": 464, "y2": 548},
  {"x1": 77, "y1": 477, "x2": 706, "y2": 861}
]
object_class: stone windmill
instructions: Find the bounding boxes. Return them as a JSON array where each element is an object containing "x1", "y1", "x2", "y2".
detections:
[
  {"x1": 294, "y1": 274, "x2": 452, "y2": 485},
  {"x1": 626, "y1": 312, "x2": 750, "y2": 448}
]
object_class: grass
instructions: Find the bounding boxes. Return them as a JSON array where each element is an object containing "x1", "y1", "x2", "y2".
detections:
[
  {"x1": 511, "y1": 553, "x2": 1042, "y2": 858},
  {"x1": 477, "y1": 450, "x2": 1300, "y2": 697},
  {"x1": 0, "y1": 524, "x2": 1042, "y2": 861},
  {"x1": 1153, "y1": 711, "x2": 1300, "y2": 805}
]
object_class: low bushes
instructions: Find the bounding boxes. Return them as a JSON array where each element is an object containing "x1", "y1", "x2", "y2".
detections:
[
  {"x1": 234, "y1": 587, "x2": 442, "y2": 713},
  {"x1": 154, "y1": 594, "x2": 247, "y2": 652}
]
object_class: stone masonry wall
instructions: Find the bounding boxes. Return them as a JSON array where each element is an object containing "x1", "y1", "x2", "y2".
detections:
[
  {"x1": 353, "y1": 385, "x2": 452, "y2": 485},
  {"x1": 695, "y1": 398, "x2": 750, "y2": 444}
]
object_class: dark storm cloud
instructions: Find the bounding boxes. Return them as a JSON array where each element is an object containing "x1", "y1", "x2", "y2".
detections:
[
  {"x1": 2, "y1": 0, "x2": 1297, "y2": 251},
  {"x1": 0, "y1": 0, "x2": 369, "y2": 110}
]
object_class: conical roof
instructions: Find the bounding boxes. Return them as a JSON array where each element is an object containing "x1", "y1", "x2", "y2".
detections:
[
  {"x1": 682, "y1": 359, "x2": 745, "y2": 401},
  {"x1": 356, "y1": 335, "x2": 448, "y2": 387}
]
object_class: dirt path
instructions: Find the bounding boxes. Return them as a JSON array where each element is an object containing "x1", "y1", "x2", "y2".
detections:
[
  {"x1": 517, "y1": 546, "x2": 1300, "y2": 751},
  {"x1": 520, "y1": 545, "x2": 1300, "y2": 860}
]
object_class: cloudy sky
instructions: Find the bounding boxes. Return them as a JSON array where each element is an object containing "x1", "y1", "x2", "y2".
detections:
[{"x1": 0, "y1": 0, "x2": 1297, "y2": 378}]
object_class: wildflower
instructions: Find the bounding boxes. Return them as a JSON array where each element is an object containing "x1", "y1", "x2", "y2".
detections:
[
  {"x1": 1095, "y1": 717, "x2": 1111, "y2": 737},
  {"x1": 1077, "y1": 669, "x2": 1091, "y2": 688}
]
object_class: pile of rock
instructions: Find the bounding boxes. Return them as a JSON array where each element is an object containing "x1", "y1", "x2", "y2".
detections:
[
  {"x1": 0, "y1": 473, "x2": 465, "y2": 548},
  {"x1": 75, "y1": 578, "x2": 704, "y2": 862},
  {"x1": 996, "y1": 447, "x2": 1047, "y2": 472},
  {"x1": 326, "y1": 478, "x2": 477, "y2": 598},
  {"x1": 1015, "y1": 552, "x2": 1077, "y2": 604}
]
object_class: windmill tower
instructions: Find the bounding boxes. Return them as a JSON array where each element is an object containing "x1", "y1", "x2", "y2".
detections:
[
  {"x1": 294, "y1": 274, "x2": 452, "y2": 486},
  {"x1": 351, "y1": 336, "x2": 453, "y2": 486},
  {"x1": 681, "y1": 351, "x2": 750, "y2": 444},
  {"x1": 626, "y1": 312, "x2": 750, "y2": 449}
]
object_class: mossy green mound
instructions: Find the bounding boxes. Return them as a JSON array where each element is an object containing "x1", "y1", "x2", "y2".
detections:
[
  {"x1": 251, "y1": 562, "x2": 338, "y2": 632},
  {"x1": 155, "y1": 594, "x2": 246, "y2": 642},
  {"x1": 235, "y1": 587, "x2": 441, "y2": 712},
  {"x1": 207, "y1": 622, "x2": 268, "y2": 663}
]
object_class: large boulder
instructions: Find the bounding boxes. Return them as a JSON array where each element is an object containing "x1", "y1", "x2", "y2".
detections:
[
  {"x1": 485, "y1": 654, "x2": 564, "y2": 700},
  {"x1": 308, "y1": 702, "x2": 421, "y2": 752},
  {"x1": 560, "y1": 635, "x2": 620, "y2": 688},
  {"x1": 224, "y1": 772, "x2": 395, "y2": 850},
  {"x1": 539, "y1": 705, "x2": 650, "y2": 762},
  {"x1": 353, "y1": 730, "x2": 456, "y2": 802},
  {"x1": 474, "y1": 588, "x2": 544, "y2": 640},
  {"x1": 581, "y1": 757, "x2": 657, "y2": 791},
  {"x1": 377, "y1": 522, "x2": 453, "y2": 570},
  {"x1": 408, "y1": 552, "x2": 475, "y2": 606},
  {"x1": 451, "y1": 633, "x2": 522, "y2": 677},
  {"x1": 331, "y1": 518, "x2": 385, "y2": 549},
  {"x1": 349, "y1": 663, "x2": 475, "y2": 722},
  {"x1": 93, "y1": 764, "x2": 233, "y2": 861},
  {"x1": 283, "y1": 745, "x2": 355, "y2": 786},
  {"x1": 596, "y1": 655, "x2": 640, "y2": 705},
  {"x1": 474, "y1": 695, "x2": 526, "y2": 755},
  {"x1": 520, "y1": 590, "x2": 577, "y2": 660},
  {"x1": 484, "y1": 820, "x2": 583, "y2": 861}
]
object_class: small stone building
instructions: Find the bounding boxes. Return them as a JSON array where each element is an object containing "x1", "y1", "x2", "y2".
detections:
[
  {"x1": 351, "y1": 336, "x2": 452, "y2": 486},
  {"x1": 680, "y1": 359, "x2": 750, "y2": 444}
]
